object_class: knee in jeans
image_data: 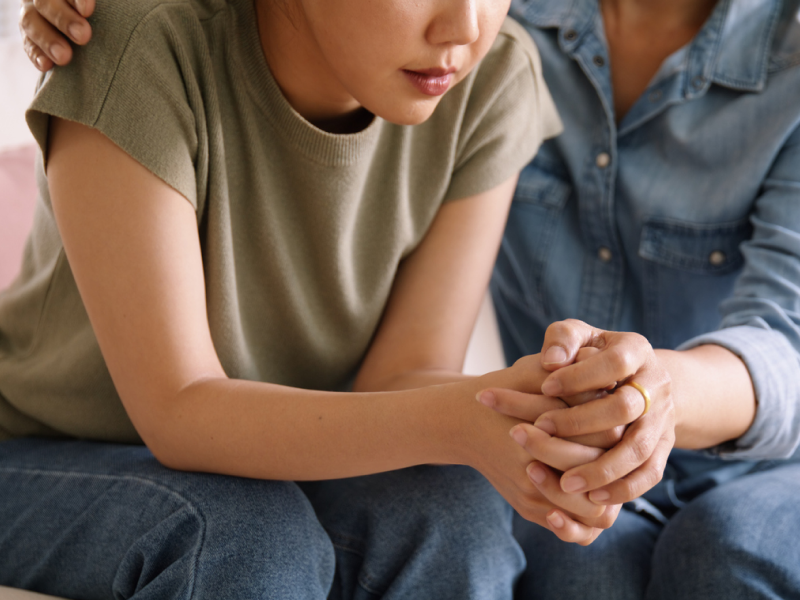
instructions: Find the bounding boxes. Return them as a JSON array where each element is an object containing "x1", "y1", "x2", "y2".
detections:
[
  {"x1": 117, "y1": 476, "x2": 335, "y2": 599},
  {"x1": 381, "y1": 466, "x2": 517, "y2": 559}
]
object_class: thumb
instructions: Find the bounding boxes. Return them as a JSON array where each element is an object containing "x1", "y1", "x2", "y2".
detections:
[{"x1": 541, "y1": 319, "x2": 604, "y2": 371}]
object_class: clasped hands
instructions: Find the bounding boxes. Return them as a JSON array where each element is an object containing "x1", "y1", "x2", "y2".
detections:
[{"x1": 476, "y1": 319, "x2": 676, "y2": 545}]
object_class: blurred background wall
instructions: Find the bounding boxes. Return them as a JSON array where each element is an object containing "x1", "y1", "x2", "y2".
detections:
[{"x1": 1, "y1": 0, "x2": 39, "y2": 151}]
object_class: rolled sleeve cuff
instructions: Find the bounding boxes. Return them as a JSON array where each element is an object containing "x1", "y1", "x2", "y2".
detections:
[{"x1": 677, "y1": 325, "x2": 800, "y2": 460}]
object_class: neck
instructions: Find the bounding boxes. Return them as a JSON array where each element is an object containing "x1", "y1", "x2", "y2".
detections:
[
  {"x1": 254, "y1": 0, "x2": 370, "y2": 133},
  {"x1": 601, "y1": 0, "x2": 719, "y2": 30}
]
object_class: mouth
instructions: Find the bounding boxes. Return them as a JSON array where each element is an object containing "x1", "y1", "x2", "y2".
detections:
[{"x1": 402, "y1": 67, "x2": 456, "y2": 97}]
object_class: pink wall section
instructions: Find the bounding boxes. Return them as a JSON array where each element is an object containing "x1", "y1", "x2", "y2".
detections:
[{"x1": 0, "y1": 144, "x2": 37, "y2": 291}]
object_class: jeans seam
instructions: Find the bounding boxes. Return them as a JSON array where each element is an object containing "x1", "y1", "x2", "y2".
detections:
[
  {"x1": 0, "y1": 466, "x2": 207, "y2": 599},
  {"x1": 326, "y1": 530, "x2": 384, "y2": 596}
]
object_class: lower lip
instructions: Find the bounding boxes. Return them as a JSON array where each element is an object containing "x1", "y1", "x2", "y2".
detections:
[{"x1": 402, "y1": 70, "x2": 453, "y2": 96}]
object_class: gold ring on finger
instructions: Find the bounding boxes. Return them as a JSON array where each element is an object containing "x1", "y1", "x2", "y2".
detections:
[{"x1": 622, "y1": 381, "x2": 651, "y2": 418}]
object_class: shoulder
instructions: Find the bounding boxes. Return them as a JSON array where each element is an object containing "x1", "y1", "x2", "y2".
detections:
[
  {"x1": 448, "y1": 16, "x2": 561, "y2": 141},
  {"x1": 493, "y1": 16, "x2": 545, "y2": 70},
  {"x1": 80, "y1": 0, "x2": 222, "y2": 58},
  {"x1": 468, "y1": 17, "x2": 546, "y2": 97},
  {"x1": 26, "y1": 0, "x2": 229, "y2": 208},
  {"x1": 33, "y1": 0, "x2": 226, "y2": 109}
]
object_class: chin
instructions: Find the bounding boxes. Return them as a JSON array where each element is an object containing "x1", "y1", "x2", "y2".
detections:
[{"x1": 377, "y1": 99, "x2": 441, "y2": 126}]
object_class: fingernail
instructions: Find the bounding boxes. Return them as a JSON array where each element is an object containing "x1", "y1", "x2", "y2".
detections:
[
  {"x1": 541, "y1": 379, "x2": 562, "y2": 396},
  {"x1": 590, "y1": 489, "x2": 610, "y2": 503},
  {"x1": 543, "y1": 346, "x2": 567, "y2": 365},
  {"x1": 527, "y1": 464, "x2": 546, "y2": 484},
  {"x1": 50, "y1": 44, "x2": 67, "y2": 63},
  {"x1": 510, "y1": 426, "x2": 527, "y2": 447},
  {"x1": 533, "y1": 418, "x2": 556, "y2": 436},
  {"x1": 561, "y1": 476, "x2": 586, "y2": 493},
  {"x1": 36, "y1": 55, "x2": 46, "y2": 70},
  {"x1": 476, "y1": 390, "x2": 495, "y2": 407},
  {"x1": 69, "y1": 23, "x2": 84, "y2": 42},
  {"x1": 74, "y1": 0, "x2": 84, "y2": 14},
  {"x1": 547, "y1": 511, "x2": 565, "y2": 529}
]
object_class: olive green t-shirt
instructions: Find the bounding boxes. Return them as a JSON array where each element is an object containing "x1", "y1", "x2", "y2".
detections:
[{"x1": 0, "y1": 0, "x2": 561, "y2": 443}]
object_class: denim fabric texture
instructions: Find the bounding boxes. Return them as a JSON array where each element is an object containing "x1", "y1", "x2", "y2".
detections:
[
  {"x1": 0, "y1": 439, "x2": 524, "y2": 599},
  {"x1": 514, "y1": 459, "x2": 800, "y2": 599},
  {"x1": 501, "y1": 0, "x2": 800, "y2": 597},
  {"x1": 498, "y1": 0, "x2": 800, "y2": 461}
]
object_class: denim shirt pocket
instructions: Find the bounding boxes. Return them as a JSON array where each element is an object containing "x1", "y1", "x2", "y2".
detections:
[
  {"x1": 495, "y1": 159, "x2": 571, "y2": 324},
  {"x1": 638, "y1": 217, "x2": 752, "y2": 348}
]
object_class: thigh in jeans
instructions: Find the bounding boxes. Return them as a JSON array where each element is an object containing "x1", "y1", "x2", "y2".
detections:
[
  {"x1": 0, "y1": 438, "x2": 335, "y2": 600},
  {"x1": 301, "y1": 464, "x2": 524, "y2": 600}
]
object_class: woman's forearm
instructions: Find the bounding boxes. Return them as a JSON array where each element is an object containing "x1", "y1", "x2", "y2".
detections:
[
  {"x1": 144, "y1": 373, "x2": 518, "y2": 480},
  {"x1": 353, "y1": 368, "x2": 474, "y2": 392},
  {"x1": 656, "y1": 345, "x2": 757, "y2": 450}
]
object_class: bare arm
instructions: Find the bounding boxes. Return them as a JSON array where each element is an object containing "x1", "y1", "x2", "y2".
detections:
[
  {"x1": 352, "y1": 176, "x2": 517, "y2": 393},
  {"x1": 47, "y1": 117, "x2": 520, "y2": 479}
]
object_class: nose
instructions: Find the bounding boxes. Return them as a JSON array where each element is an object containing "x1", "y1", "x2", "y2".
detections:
[{"x1": 427, "y1": 0, "x2": 480, "y2": 46}]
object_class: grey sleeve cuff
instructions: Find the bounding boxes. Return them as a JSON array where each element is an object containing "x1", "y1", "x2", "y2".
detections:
[{"x1": 677, "y1": 325, "x2": 800, "y2": 460}]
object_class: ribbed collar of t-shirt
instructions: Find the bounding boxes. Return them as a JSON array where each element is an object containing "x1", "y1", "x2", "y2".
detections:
[{"x1": 231, "y1": 0, "x2": 383, "y2": 167}]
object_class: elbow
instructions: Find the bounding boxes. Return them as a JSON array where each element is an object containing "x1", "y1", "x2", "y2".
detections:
[{"x1": 123, "y1": 386, "x2": 206, "y2": 473}]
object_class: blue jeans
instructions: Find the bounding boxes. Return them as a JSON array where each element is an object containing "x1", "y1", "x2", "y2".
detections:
[
  {"x1": 0, "y1": 438, "x2": 524, "y2": 599},
  {"x1": 514, "y1": 453, "x2": 800, "y2": 599}
]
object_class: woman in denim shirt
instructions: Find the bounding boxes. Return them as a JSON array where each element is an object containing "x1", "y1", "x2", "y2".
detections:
[
  {"x1": 20, "y1": 0, "x2": 800, "y2": 597},
  {"x1": 478, "y1": 0, "x2": 800, "y2": 597}
]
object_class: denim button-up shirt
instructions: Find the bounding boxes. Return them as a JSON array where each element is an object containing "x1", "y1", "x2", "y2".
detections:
[{"x1": 494, "y1": 0, "x2": 800, "y2": 461}]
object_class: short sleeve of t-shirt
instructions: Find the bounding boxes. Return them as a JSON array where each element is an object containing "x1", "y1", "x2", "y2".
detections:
[
  {"x1": 444, "y1": 17, "x2": 562, "y2": 202},
  {"x1": 26, "y1": 0, "x2": 202, "y2": 209}
]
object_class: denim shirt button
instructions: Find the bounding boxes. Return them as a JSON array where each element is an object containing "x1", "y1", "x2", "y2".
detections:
[
  {"x1": 598, "y1": 246, "x2": 613, "y2": 262},
  {"x1": 692, "y1": 75, "x2": 706, "y2": 90},
  {"x1": 596, "y1": 152, "x2": 611, "y2": 168},
  {"x1": 709, "y1": 250, "x2": 726, "y2": 266},
  {"x1": 593, "y1": 55, "x2": 606, "y2": 67},
  {"x1": 564, "y1": 29, "x2": 578, "y2": 41}
]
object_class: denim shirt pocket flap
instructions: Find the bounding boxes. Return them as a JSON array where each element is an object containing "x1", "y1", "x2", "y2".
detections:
[
  {"x1": 639, "y1": 218, "x2": 752, "y2": 275},
  {"x1": 513, "y1": 165, "x2": 571, "y2": 210}
]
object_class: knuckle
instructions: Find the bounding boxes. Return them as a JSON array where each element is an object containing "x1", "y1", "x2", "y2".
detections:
[
  {"x1": 618, "y1": 391, "x2": 641, "y2": 422},
  {"x1": 563, "y1": 318, "x2": 587, "y2": 330},
  {"x1": 547, "y1": 321, "x2": 572, "y2": 340},
  {"x1": 619, "y1": 478, "x2": 637, "y2": 500},
  {"x1": 586, "y1": 503, "x2": 605, "y2": 519},
  {"x1": 628, "y1": 435, "x2": 652, "y2": 464},
  {"x1": 598, "y1": 464, "x2": 616, "y2": 486},
  {"x1": 647, "y1": 465, "x2": 664, "y2": 489},
  {"x1": 629, "y1": 332, "x2": 651, "y2": 353},
  {"x1": 19, "y1": 6, "x2": 34, "y2": 30},
  {"x1": 595, "y1": 511, "x2": 617, "y2": 529},
  {"x1": 606, "y1": 346, "x2": 631, "y2": 374},
  {"x1": 609, "y1": 425, "x2": 626, "y2": 444},
  {"x1": 563, "y1": 410, "x2": 583, "y2": 435}
]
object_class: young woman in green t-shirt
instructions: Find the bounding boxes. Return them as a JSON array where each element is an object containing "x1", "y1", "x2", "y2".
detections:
[{"x1": 0, "y1": 0, "x2": 622, "y2": 597}]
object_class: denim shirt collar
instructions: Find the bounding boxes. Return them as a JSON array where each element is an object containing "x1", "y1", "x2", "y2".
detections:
[{"x1": 509, "y1": 0, "x2": 783, "y2": 93}]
